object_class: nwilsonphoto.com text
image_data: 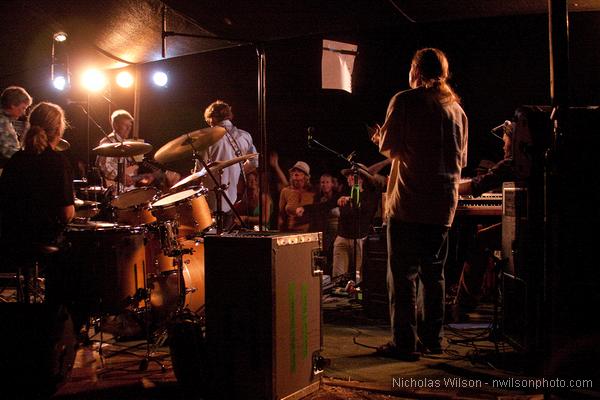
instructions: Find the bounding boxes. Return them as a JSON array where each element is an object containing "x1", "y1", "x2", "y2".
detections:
[{"x1": 392, "y1": 377, "x2": 594, "y2": 390}]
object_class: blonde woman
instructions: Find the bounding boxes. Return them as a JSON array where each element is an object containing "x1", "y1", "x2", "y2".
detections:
[{"x1": 0, "y1": 102, "x2": 74, "y2": 262}]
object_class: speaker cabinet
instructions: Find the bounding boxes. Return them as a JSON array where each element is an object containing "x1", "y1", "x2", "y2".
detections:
[
  {"x1": 362, "y1": 229, "x2": 389, "y2": 321},
  {"x1": 204, "y1": 232, "x2": 323, "y2": 400}
]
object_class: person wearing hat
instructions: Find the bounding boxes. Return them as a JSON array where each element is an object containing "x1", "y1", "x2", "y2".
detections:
[
  {"x1": 278, "y1": 160, "x2": 313, "y2": 232},
  {"x1": 332, "y1": 163, "x2": 385, "y2": 283},
  {"x1": 455, "y1": 120, "x2": 514, "y2": 312}
]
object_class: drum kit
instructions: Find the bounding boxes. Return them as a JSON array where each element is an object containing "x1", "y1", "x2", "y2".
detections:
[{"x1": 66, "y1": 127, "x2": 258, "y2": 348}]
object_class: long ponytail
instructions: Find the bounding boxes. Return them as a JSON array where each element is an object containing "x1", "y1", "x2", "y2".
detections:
[
  {"x1": 411, "y1": 48, "x2": 461, "y2": 105},
  {"x1": 23, "y1": 102, "x2": 66, "y2": 155},
  {"x1": 24, "y1": 126, "x2": 49, "y2": 154}
]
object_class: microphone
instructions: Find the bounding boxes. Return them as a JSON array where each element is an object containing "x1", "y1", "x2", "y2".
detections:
[
  {"x1": 490, "y1": 120, "x2": 512, "y2": 135},
  {"x1": 307, "y1": 126, "x2": 315, "y2": 148}
]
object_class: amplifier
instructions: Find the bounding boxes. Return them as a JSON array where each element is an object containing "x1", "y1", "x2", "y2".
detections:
[
  {"x1": 204, "y1": 232, "x2": 323, "y2": 400},
  {"x1": 362, "y1": 229, "x2": 389, "y2": 321}
]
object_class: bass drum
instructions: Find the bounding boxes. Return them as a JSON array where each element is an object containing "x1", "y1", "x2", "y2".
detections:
[
  {"x1": 145, "y1": 233, "x2": 205, "y2": 322},
  {"x1": 63, "y1": 222, "x2": 147, "y2": 316}
]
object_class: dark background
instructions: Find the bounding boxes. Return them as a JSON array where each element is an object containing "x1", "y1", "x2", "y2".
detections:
[{"x1": 1, "y1": 5, "x2": 599, "y2": 183}]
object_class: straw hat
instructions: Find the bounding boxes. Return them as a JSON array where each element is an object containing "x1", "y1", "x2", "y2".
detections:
[{"x1": 289, "y1": 161, "x2": 310, "y2": 177}]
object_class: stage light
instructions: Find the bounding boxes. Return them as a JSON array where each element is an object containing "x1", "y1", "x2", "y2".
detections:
[
  {"x1": 116, "y1": 71, "x2": 134, "y2": 88},
  {"x1": 53, "y1": 32, "x2": 68, "y2": 42},
  {"x1": 52, "y1": 76, "x2": 67, "y2": 91},
  {"x1": 51, "y1": 31, "x2": 70, "y2": 91},
  {"x1": 82, "y1": 69, "x2": 107, "y2": 92},
  {"x1": 152, "y1": 71, "x2": 168, "y2": 87}
]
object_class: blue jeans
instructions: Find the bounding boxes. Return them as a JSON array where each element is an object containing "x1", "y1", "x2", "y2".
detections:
[{"x1": 387, "y1": 219, "x2": 449, "y2": 352}]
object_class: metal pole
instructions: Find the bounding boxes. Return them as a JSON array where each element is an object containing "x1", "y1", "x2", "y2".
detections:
[
  {"x1": 546, "y1": 0, "x2": 569, "y2": 370},
  {"x1": 257, "y1": 44, "x2": 267, "y2": 231}
]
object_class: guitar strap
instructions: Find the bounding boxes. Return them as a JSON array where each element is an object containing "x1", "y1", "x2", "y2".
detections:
[{"x1": 223, "y1": 125, "x2": 247, "y2": 189}]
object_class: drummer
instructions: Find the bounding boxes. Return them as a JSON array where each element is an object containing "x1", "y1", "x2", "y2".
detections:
[
  {"x1": 197, "y1": 100, "x2": 258, "y2": 228},
  {"x1": 95, "y1": 109, "x2": 140, "y2": 193}
]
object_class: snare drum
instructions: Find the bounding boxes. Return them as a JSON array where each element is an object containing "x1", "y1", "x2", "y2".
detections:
[
  {"x1": 111, "y1": 187, "x2": 160, "y2": 226},
  {"x1": 150, "y1": 188, "x2": 212, "y2": 237},
  {"x1": 63, "y1": 222, "x2": 147, "y2": 314}
]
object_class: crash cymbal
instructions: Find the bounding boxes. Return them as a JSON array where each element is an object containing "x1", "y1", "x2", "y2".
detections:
[
  {"x1": 154, "y1": 127, "x2": 226, "y2": 164},
  {"x1": 209, "y1": 153, "x2": 258, "y2": 173},
  {"x1": 170, "y1": 169, "x2": 208, "y2": 191},
  {"x1": 92, "y1": 141, "x2": 153, "y2": 157},
  {"x1": 169, "y1": 153, "x2": 258, "y2": 191},
  {"x1": 56, "y1": 138, "x2": 70, "y2": 152}
]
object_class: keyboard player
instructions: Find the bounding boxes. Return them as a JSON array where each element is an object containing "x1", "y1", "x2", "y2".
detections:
[{"x1": 454, "y1": 121, "x2": 515, "y2": 312}]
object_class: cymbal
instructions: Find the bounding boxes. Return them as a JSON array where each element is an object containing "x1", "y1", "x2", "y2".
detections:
[
  {"x1": 154, "y1": 127, "x2": 226, "y2": 164},
  {"x1": 74, "y1": 198, "x2": 100, "y2": 208},
  {"x1": 209, "y1": 153, "x2": 258, "y2": 173},
  {"x1": 92, "y1": 141, "x2": 153, "y2": 157},
  {"x1": 170, "y1": 153, "x2": 258, "y2": 191},
  {"x1": 170, "y1": 169, "x2": 208, "y2": 191},
  {"x1": 56, "y1": 139, "x2": 70, "y2": 152}
]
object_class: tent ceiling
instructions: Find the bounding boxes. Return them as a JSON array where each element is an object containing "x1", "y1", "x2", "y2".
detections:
[{"x1": 2, "y1": 0, "x2": 599, "y2": 82}]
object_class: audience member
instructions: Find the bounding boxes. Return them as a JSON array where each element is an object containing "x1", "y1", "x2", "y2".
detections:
[
  {"x1": 296, "y1": 173, "x2": 341, "y2": 274},
  {"x1": 278, "y1": 161, "x2": 313, "y2": 232},
  {"x1": 332, "y1": 163, "x2": 385, "y2": 282},
  {"x1": 233, "y1": 169, "x2": 274, "y2": 229}
]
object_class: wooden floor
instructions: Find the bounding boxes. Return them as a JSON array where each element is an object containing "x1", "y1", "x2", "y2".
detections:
[{"x1": 2, "y1": 290, "x2": 597, "y2": 400}]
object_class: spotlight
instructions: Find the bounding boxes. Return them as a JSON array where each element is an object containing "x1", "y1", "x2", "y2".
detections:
[
  {"x1": 116, "y1": 71, "x2": 134, "y2": 88},
  {"x1": 53, "y1": 32, "x2": 68, "y2": 42},
  {"x1": 152, "y1": 71, "x2": 168, "y2": 87},
  {"x1": 52, "y1": 76, "x2": 67, "y2": 91},
  {"x1": 82, "y1": 69, "x2": 107, "y2": 92}
]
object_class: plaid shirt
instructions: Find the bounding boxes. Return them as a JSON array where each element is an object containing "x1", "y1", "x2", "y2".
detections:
[{"x1": 0, "y1": 112, "x2": 21, "y2": 164}]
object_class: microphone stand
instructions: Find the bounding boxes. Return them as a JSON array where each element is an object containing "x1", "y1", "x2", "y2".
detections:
[
  {"x1": 74, "y1": 103, "x2": 127, "y2": 195},
  {"x1": 308, "y1": 136, "x2": 370, "y2": 285}
]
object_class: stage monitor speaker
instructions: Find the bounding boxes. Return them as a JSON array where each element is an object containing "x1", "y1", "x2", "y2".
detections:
[{"x1": 204, "y1": 232, "x2": 323, "y2": 400}]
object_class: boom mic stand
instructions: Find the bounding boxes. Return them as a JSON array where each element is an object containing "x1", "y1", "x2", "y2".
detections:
[
  {"x1": 74, "y1": 103, "x2": 127, "y2": 195},
  {"x1": 308, "y1": 135, "x2": 370, "y2": 286}
]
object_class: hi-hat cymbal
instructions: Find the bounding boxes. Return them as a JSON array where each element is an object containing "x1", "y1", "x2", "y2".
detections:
[
  {"x1": 92, "y1": 141, "x2": 153, "y2": 157},
  {"x1": 154, "y1": 127, "x2": 226, "y2": 164},
  {"x1": 74, "y1": 198, "x2": 100, "y2": 208},
  {"x1": 170, "y1": 153, "x2": 258, "y2": 191},
  {"x1": 56, "y1": 139, "x2": 70, "y2": 152}
]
